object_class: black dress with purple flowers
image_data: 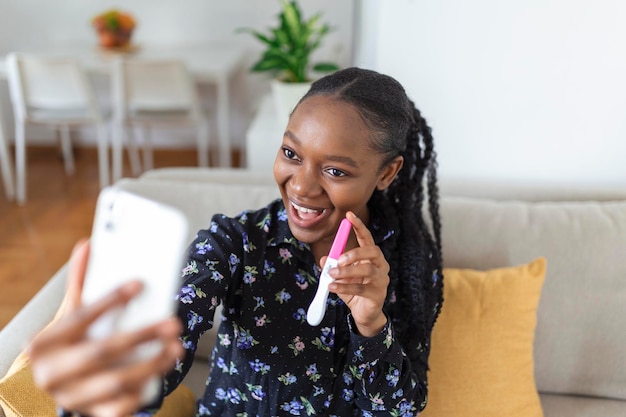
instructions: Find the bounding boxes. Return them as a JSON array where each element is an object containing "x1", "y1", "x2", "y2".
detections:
[{"x1": 156, "y1": 199, "x2": 442, "y2": 417}]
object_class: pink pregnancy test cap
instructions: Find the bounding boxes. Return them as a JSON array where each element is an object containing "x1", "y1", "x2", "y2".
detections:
[{"x1": 328, "y1": 218, "x2": 352, "y2": 259}]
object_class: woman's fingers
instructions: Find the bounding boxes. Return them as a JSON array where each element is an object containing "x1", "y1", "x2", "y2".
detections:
[
  {"x1": 346, "y1": 211, "x2": 376, "y2": 247},
  {"x1": 329, "y1": 212, "x2": 390, "y2": 290},
  {"x1": 329, "y1": 269, "x2": 387, "y2": 297},
  {"x1": 63, "y1": 239, "x2": 91, "y2": 315},
  {"x1": 326, "y1": 213, "x2": 390, "y2": 335},
  {"x1": 27, "y1": 237, "x2": 185, "y2": 417},
  {"x1": 50, "y1": 331, "x2": 182, "y2": 413},
  {"x1": 331, "y1": 263, "x2": 378, "y2": 284},
  {"x1": 29, "y1": 281, "x2": 143, "y2": 353},
  {"x1": 80, "y1": 391, "x2": 146, "y2": 417},
  {"x1": 328, "y1": 249, "x2": 389, "y2": 300},
  {"x1": 338, "y1": 213, "x2": 387, "y2": 269},
  {"x1": 32, "y1": 317, "x2": 182, "y2": 392}
]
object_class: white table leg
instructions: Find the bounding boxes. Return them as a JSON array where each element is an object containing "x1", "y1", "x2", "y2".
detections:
[
  {"x1": 217, "y1": 74, "x2": 231, "y2": 167},
  {"x1": 0, "y1": 118, "x2": 15, "y2": 200}
]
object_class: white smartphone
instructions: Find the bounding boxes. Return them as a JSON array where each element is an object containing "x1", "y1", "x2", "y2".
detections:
[{"x1": 81, "y1": 187, "x2": 189, "y2": 403}]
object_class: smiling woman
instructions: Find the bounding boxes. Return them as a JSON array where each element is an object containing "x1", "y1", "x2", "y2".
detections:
[{"x1": 28, "y1": 67, "x2": 443, "y2": 417}]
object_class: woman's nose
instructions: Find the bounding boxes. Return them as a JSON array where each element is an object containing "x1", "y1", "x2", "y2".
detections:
[{"x1": 290, "y1": 164, "x2": 322, "y2": 197}]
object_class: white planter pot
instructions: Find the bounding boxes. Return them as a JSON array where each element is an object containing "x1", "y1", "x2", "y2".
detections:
[{"x1": 271, "y1": 79, "x2": 312, "y2": 127}]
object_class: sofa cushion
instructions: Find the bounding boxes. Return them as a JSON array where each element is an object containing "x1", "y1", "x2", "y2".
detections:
[
  {"x1": 421, "y1": 258, "x2": 546, "y2": 417},
  {"x1": 115, "y1": 173, "x2": 626, "y2": 401},
  {"x1": 440, "y1": 197, "x2": 626, "y2": 400}
]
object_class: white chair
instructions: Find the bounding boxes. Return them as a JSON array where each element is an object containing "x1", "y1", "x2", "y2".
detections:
[
  {"x1": 0, "y1": 115, "x2": 16, "y2": 200},
  {"x1": 5, "y1": 53, "x2": 109, "y2": 204},
  {"x1": 111, "y1": 57, "x2": 210, "y2": 182}
]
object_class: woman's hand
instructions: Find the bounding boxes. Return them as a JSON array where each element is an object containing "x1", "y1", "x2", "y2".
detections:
[
  {"x1": 324, "y1": 212, "x2": 389, "y2": 337},
  {"x1": 27, "y1": 240, "x2": 184, "y2": 417}
]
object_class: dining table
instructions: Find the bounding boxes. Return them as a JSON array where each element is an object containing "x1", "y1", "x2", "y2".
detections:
[{"x1": 0, "y1": 41, "x2": 248, "y2": 167}]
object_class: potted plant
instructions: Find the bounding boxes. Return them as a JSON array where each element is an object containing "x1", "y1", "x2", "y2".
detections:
[
  {"x1": 91, "y1": 9, "x2": 137, "y2": 50},
  {"x1": 240, "y1": 0, "x2": 339, "y2": 123}
]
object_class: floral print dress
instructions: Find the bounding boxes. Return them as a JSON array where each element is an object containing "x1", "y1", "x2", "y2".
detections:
[{"x1": 158, "y1": 199, "x2": 439, "y2": 417}]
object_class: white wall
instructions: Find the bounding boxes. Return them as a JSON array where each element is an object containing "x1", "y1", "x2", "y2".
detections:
[
  {"x1": 0, "y1": 0, "x2": 354, "y2": 149},
  {"x1": 357, "y1": 0, "x2": 626, "y2": 187}
]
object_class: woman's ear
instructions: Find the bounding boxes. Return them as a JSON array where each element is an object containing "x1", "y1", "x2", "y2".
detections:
[{"x1": 376, "y1": 156, "x2": 404, "y2": 190}]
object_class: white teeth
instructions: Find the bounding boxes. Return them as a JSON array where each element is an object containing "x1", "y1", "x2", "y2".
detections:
[{"x1": 292, "y1": 202, "x2": 323, "y2": 214}]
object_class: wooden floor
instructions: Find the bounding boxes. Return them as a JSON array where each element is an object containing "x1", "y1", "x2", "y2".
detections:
[{"x1": 0, "y1": 145, "x2": 241, "y2": 330}]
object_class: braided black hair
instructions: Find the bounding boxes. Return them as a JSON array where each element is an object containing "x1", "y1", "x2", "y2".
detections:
[{"x1": 300, "y1": 67, "x2": 443, "y2": 351}]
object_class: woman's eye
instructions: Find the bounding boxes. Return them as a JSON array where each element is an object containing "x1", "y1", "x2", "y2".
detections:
[
  {"x1": 325, "y1": 168, "x2": 347, "y2": 177},
  {"x1": 282, "y1": 148, "x2": 298, "y2": 160}
]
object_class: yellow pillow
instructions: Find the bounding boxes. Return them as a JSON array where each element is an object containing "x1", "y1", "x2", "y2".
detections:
[
  {"x1": 421, "y1": 257, "x2": 546, "y2": 417},
  {"x1": 0, "y1": 354, "x2": 56, "y2": 417},
  {"x1": 0, "y1": 357, "x2": 196, "y2": 417},
  {"x1": 153, "y1": 383, "x2": 196, "y2": 417}
]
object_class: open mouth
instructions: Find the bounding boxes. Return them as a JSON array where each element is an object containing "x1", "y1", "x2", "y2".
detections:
[
  {"x1": 286, "y1": 198, "x2": 335, "y2": 234},
  {"x1": 291, "y1": 201, "x2": 326, "y2": 220}
]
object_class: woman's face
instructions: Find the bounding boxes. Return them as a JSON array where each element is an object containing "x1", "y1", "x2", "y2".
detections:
[{"x1": 273, "y1": 95, "x2": 402, "y2": 256}]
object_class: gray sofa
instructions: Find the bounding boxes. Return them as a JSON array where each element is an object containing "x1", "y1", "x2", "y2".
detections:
[{"x1": 1, "y1": 167, "x2": 625, "y2": 416}]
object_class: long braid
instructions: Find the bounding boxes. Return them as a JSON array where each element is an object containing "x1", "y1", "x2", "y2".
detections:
[
  {"x1": 414, "y1": 104, "x2": 443, "y2": 257},
  {"x1": 384, "y1": 102, "x2": 442, "y2": 348},
  {"x1": 300, "y1": 67, "x2": 443, "y2": 351}
]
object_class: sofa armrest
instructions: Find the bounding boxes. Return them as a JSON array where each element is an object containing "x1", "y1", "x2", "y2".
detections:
[{"x1": 0, "y1": 264, "x2": 67, "y2": 378}]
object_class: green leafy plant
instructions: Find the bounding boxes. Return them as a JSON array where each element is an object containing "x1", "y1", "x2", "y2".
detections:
[{"x1": 239, "y1": 0, "x2": 339, "y2": 83}]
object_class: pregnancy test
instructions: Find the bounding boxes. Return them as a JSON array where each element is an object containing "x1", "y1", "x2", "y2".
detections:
[{"x1": 307, "y1": 218, "x2": 352, "y2": 326}]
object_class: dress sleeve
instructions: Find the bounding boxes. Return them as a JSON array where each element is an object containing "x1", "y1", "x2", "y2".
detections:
[
  {"x1": 162, "y1": 214, "x2": 244, "y2": 396},
  {"x1": 343, "y1": 317, "x2": 426, "y2": 416},
  {"x1": 344, "y1": 267, "x2": 443, "y2": 416}
]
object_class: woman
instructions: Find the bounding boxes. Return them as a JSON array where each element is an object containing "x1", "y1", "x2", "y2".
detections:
[{"x1": 29, "y1": 67, "x2": 444, "y2": 417}]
